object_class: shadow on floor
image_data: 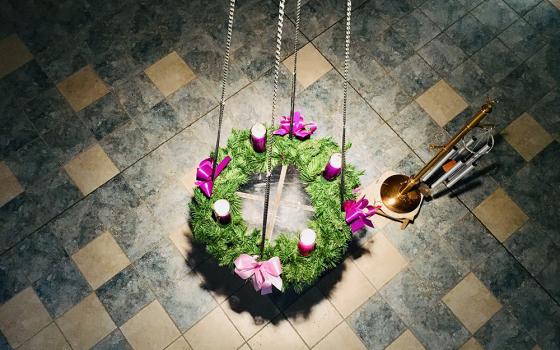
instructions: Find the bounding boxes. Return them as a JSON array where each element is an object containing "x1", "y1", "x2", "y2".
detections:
[
  {"x1": 183, "y1": 230, "x2": 369, "y2": 322},
  {"x1": 431, "y1": 164, "x2": 497, "y2": 199}
]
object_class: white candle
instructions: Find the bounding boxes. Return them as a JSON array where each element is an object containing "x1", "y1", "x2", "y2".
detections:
[
  {"x1": 213, "y1": 199, "x2": 231, "y2": 224},
  {"x1": 251, "y1": 123, "x2": 267, "y2": 153},
  {"x1": 323, "y1": 153, "x2": 342, "y2": 181},
  {"x1": 298, "y1": 229, "x2": 316, "y2": 256}
]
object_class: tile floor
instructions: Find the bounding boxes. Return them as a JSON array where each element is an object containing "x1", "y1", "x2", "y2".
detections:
[{"x1": 0, "y1": 0, "x2": 559, "y2": 349}]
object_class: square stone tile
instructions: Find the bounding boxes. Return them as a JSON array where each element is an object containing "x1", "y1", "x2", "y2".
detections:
[
  {"x1": 222, "y1": 284, "x2": 280, "y2": 339},
  {"x1": 18, "y1": 323, "x2": 71, "y2": 350},
  {"x1": 0, "y1": 161, "x2": 24, "y2": 207},
  {"x1": 314, "y1": 322, "x2": 366, "y2": 350},
  {"x1": 353, "y1": 232, "x2": 408, "y2": 289},
  {"x1": 474, "y1": 187, "x2": 529, "y2": 242},
  {"x1": 56, "y1": 293, "x2": 116, "y2": 350},
  {"x1": 0, "y1": 34, "x2": 33, "y2": 78},
  {"x1": 443, "y1": 273, "x2": 502, "y2": 333},
  {"x1": 184, "y1": 307, "x2": 243, "y2": 350},
  {"x1": 166, "y1": 336, "x2": 192, "y2": 350},
  {"x1": 416, "y1": 79, "x2": 468, "y2": 127},
  {"x1": 318, "y1": 259, "x2": 376, "y2": 318},
  {"x1": 72, "y1": 231, "x2": 130, "y2": 289},
  {"x1": 459, "y1": 338, "x2": 484, "y2": 350},
  {"x1": 0, "y1": 288, "x2": 51, "y2": 348},
  {"x1": 145, "y1": 51, "x2": 196, "y2": 97},
  {"x1": 92, "y1": 329, "x2": 133, "y2": 350},
  {"x1": 56, "y1": 65, "x2": 109, "y2": 112},
  {"x1": 248, "y1": 317, "x2": 307, "y2": 350},
  {"x1": 282, "y1": 43, "x2": 332, "y2": 89},
  {"x1": 386, "y1": 329, "x2": 425, "y2": 350},
  {"x1": 285, "y1": 287, "x2": 342, "y2": 347},
  {"x1": 63, "y1": 143, "x2": 119, "y2": 195},
  {"x1": 502, "y1": 113, "x2": 553, "y2": 161},
  {"x1": 121, "y1": 300, "x2": 180, "y2": 350}
]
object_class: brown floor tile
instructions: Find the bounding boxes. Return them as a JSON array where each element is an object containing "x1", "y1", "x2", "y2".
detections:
[
  {"x1": 0, "y1": 161, "x2": 24, "y2": 207},
  {"x1": 63, "y1": 143, "x2": 119, "y2": 196},
  {"x1": 502, "y1": 113, "x2": 553, "y2": 161},
  {"x1": 416, "y1": 80, "x2": 468, "y2": 127},
  {"x1": 56, "y1": 293, "x2": 116, "y2": 350},
  {"x1": 18, "y1": 323, "x2": 71, "y2": 350},
  {"x1": 145, "y1": 51, "x2": 196, "y2": 97},
  {"x1": 459, "y1": 337, "x2": 484, "y2": 350},
  {"x1": 314, "y1": 322, "x2": 366, "y2": 350},
  {"x1": 443, "y1": 273, "x2": 502, "y2": 333},
  {"x1": 385, "y1": 329, "x2": 425, "y2": 350},
  {"x1": 0, "y1": 288, "x2": 52, "y2": 348},
  {"x1": 0, "y1": 34, "x2": 33, "y2": 78},
  {"x1": 283, "y1": 43, "x2": 332, "y2": 89},
  {"x1": 248, "y1": 317, "x2": 307, "y2": 350},
  {"x1": 184, "y1": 307, "x2": 243, "y2": 350},
  {"x1": 56, "y1": 65, "x2": 109, "y2": 112}
]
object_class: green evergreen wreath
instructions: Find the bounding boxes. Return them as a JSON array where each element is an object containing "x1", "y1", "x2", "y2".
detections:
[{"x1": 189, "y1": 127, "x2": 362, "y2": 291}]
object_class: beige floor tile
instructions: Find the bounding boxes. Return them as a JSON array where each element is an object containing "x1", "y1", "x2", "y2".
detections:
[
  {"x1": 502, "y1": 113, "x2": 553, "y2": 161},
  {"x1": 56, "y1": 65, "x2": 109, "y2": 112},
  {"x1": 56, "y1": 294, "x2": 115, "y2": 350},
  {"x1": 285, "y1": 287, "x2": 342, "y2": 347},
  {"x1": 63, "y1": 143, "x2": 119, "y2": 195},
  {"x1": 443, "y1": 273, "x2": 502, "y2": 333},
  {"x1": 0, "y1": 34, "x2": 33, "y2": 78},
  {"x1": 166, "y1": 336, "x2": 192, "y2": 350},
  {"x1": 222, "y1": 284, "x2": 280, "y2": 339},
  {"x1": 550, "y1": 0, "x2": 560, "y2": 10},
  {"x1": 459, "y1": 337, "x2": 484, "y2": 350},
  {"x1": 353, "y1": 232, "x2": 408, "y2": 289},
  {"x1": 416, "y1": 80, "x2": 468, "y2": 127},
  {"x1": 72, "y1": 231, "x2": 130, "y2": 289},
  {"x1": 0, "y1": 161, "x2": 24, "y2": 207},
  {"x1": 318, "y1": 259, "x2": 376, "y2": 318},
  {"x1": 313, "y1": 322, "x2": 366, "y2": 350},
  {"x1": 18, "y1": 323, "x2": 71, "y2": 350},
  {"x1": 385, "y1": 330, "x2": 425, "y2": 350},
  {"x1": 184, "y1": 307, "x2": 243, "y2": 350},
  {"x1": 0, "y1": 288, "x2": 51, "y2": 348},
  {"x1": 283, "y1": 43, "x2": 332, "y2": 89},
  {"x1": 145, "y1": 51, "x2": 196, "y2": 97},
  {"x1": 121, "y1": 301, "x2": 180, "y2": 350},
  {"x1": 473, "y1": 187, "x2": 528, "y2": 242},
  {"x1": 532, "y1": 345, "x2": 543, "y2": 350},
  {"x1": 237, "y1": 344, "x2": 250, "y2": 350},
  {"x1": 168, "y1": 224, "x2": 194, "y2": 259},
  {"x1": 248, "y1": 317, "x2": 307, "y2": 350},
  {"x1": 180, "y1": 168, "x2": 197, "y2": 195}
]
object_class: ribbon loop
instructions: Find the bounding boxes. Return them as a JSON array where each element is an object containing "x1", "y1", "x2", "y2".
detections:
[
  {"x1": 234, "y1": 254, "x2": 283, "y2": 295},
  {"x1": 273, "y1": 111, "x2": 317, "y2": 140},
  {"x1": 195, "y1": 156, "x2": 231, "y2": 197},
  {"x1": 343, "y1": 196, "x2": 380, "y2": 233}
]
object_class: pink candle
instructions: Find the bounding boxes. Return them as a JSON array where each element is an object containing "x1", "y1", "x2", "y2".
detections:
[
  {"x1": 298, "y1": 229, "x2": 316, "y2": 256},
  {"x1": 213, "y1": 199, "x2": 231, "y2": 224},
  {"x1": 323, "y1": 153, "x2": 342, "y2": 181},
  {"x1": 251, "y1": 123, "x2": 267, "y2": 153}
]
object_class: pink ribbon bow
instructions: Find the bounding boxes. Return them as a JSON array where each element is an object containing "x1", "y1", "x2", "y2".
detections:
[
  {"x1": 343, "y1": 197, "x2": 380, "y2": 233},
  {"x1": 273, "y1": 111, "x2": 317, "y2": 140},
  {"x1": 234, "y1": 254, "x2": 283, "y2": 295},
  {"x1": 195, "y1": 156, "x2": 231, "y2": 198}
]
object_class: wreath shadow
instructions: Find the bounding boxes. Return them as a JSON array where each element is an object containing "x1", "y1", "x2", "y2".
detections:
[{"x1": 185, "y1": 232, "x2": 370, "y2": 323}]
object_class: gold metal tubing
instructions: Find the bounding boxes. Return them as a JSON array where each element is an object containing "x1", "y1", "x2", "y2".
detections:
[{"x1": 398, "y1": 101, "x2": 496, "y2": 196}]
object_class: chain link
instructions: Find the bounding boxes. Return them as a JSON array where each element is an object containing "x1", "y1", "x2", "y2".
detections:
[
  {"x1": 260, "y1": 0, "x2": 287, "y2": 256},
  {"x1": 340, "y1": 0, "x2": 352, "y2": 208},
  {"x1": 211, "y1": 0, "x2": 236, "y2": 180},
  {"x1": 288, "y1": 0, "x2": 302, "y2": 137}
]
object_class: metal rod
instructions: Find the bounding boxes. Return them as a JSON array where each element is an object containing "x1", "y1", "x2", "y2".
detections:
[
  {"x1": 447, "y1": 163, "x2": 476, "y2": 187},
  {"x1": 288, "y1": 0, "x2": 301, "y2": 139},
  {"x1": 431, "y1": 160, "x2": 464, "y2": 188},
  {"x1": 398, "y1": 101, "x2": 496, "y2": 196}
]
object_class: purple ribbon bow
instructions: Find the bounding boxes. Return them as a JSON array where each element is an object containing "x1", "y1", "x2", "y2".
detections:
[
  {"x1": 273, "y1": 111, "x2": 317, "y2": 140},
  {"x1": 234, "y1": 254, "x2": 283, "y2": 295},
  {"x1": 195, "y1": 156, "x2": 231, "y2": 198},
  {"x1": 343, "y1": 197, "x2": 380, "y2": 233}
]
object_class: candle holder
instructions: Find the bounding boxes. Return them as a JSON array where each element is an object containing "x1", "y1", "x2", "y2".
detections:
[
  {"x1": 250, "y1": 123, "x2": 267, "y2": 153},
  {"x1": 323, "y1": 153, "x2": 342, "y2": 181},
  {"x1": 213, "y1": 199, "x2": 231, "y2": 224},
  {"x1": 298, "y1": 229, "x2": 316, "y2": 256}
]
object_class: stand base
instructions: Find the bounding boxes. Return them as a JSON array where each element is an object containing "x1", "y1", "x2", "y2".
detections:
[{"x1": 380, "y1": 174, "x2": 422, "y2": 214}]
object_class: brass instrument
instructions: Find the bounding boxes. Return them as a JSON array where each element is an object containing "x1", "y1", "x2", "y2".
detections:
[{"x1": 380, "y1": 100, "x2": 496, "y2": 213}]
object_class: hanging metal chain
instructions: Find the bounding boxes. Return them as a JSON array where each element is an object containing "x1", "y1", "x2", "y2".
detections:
[
  {"x1": 211, "y1": 0, "x2": 236, "y2": 180},
  {"x1": 340, "y1": 0, "x2": 352, "y2": 209},
  {"x1": 260, "y1": 0, "x2": 287, "y2": 256},
  {"x1": 288, "y1": 0, "x2": 302, "y2": 138}
]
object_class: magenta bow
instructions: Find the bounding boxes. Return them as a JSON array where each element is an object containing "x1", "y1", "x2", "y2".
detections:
[
  {"x1": 343, "y1": 197, "x2": 380, "y2": 233},
  {"x1": 273, "y1": 111, "x2": 317, "y2": 140},
  {"x1": 195, "y1": 156, "x2": 231, "y2": 198},
  {"x1": 234, "y1": 254, "x2": 283, "y2": 295}
]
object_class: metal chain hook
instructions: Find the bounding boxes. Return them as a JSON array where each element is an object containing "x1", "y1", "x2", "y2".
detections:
[{"x1": 340, "y1": 0, "x2": 352, "y2": 209}]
